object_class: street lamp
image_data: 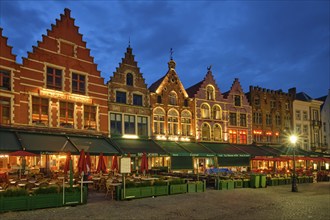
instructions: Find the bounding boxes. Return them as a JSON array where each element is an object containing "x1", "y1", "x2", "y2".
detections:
[{"x1": 290, "y1": 135, "x2": 298, "y2": 192}]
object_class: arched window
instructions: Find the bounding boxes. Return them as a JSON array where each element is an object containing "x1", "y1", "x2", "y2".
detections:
[
  {"x1": 201, "y1": 104, "x2": 210, "y2": 119},
  {"x1": 212, "y1": 105, "x2": 222, "y2": 120},
  {"x1": 169, "y1": 91, "x2": 177, "y2": 105},
  {"x1": 206, "y1": 85, "x2": 214, "y2": 100},
  {"x1": 202, "y1": 123, "x2": 211, "y2": 141},
  {"x1": 181, "y1": 110, "x2": 191, "y2": 136},
  {"x1": 213, "y1": 124, "x2": 222, "y2": 141},
  {"x1": 168, "y1": 109, "x2": 179, "y2": 135},
  {"x1": 126, "y1": 73, "x2": 133, "y2": 86},
  {"x1": 153, "y1": 108, "x2": 165, "y2": 135}
]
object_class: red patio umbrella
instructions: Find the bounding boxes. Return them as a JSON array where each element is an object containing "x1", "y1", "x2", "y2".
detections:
[
  {"x1": 86, "y1": 152, "x2": 92, "y2": 173},
  {"x1": 78, "y1": 149, "x2": 87, "y2": 175},
  {"x1": 97, "y1": 152, "x2": 107, "y2": 173},
  {"x1": 9, "y1": 150, "x2": 36, "y2": 157},
  {"x1": 140, "y1": 152, "x2": 148, "y2": 174},
  {"x1": 111, "y1": 155, "x2": 118, "y2": 172},
  {"x1": 63, "y1": 152, "x2": 71, "y2": 175}
]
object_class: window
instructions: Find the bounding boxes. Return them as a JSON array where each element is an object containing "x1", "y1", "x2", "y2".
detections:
[
  {"x1": 303, "y1": 111, "x2": 308, "y2": 121},
  {"x1": 266, "y1": 133, "x2": 271, "y2": 142},
  {"x1": 110, "y1": 113, "x2": 122, "y2": 136},
  {"x1": 181, "y1": 110, "x2": 191, "y2": 136},
  {"x1": 201, "y1": 104, "x2": 210, "y2": 119},
  {"x1": 239, "y1": 131, "x2": 247, "y2": 144},
  {"x1": 126, "y1": 73, "x2": 133, "y2": 86},
  {"x1": 295, "y1": 110, "x2": 301, "y2": 120},
  {"x1": 234, "y1": 95, "x2": 241, "y2": 106},
  {"x1": 59, "y1": 101, "x2": 74, "y2": 128},
  {"x1": 296, "y1": 124, "x2": 301, "y2": 134},
  {"x1": 169, "y1": 91, "x2": 177, "y2": 105},
  {"x1": 116, "y1": 91, "x2": 127, "y2": 104},
  {"x1": 202, "y1": 123, "x2": 211, "y2": 141},
  {"x1": 0, "y1": 97, "x2": 10, "y2": 125},
  {"x1": 285, "y1": 102, "x2": 289, "y2": 110},
  {"x1": 157, "y1": 95, "x2": 162, "y2": 104},
  {"x1": 275, "y1": 114, "x2": 281, "y2": 126},
  {"x1": 253, "y1": 112, "x2": 262, "y2": 124},
  {"x1": 240, "y1": 114, "x2": 246, "y2": 127},
  {"x1": 0, "y1": 69, "x2": 10, "y2": 90},
  {"x1": 312, "y1": 110, "x2": 319, "y2": 120},
  {"x1": 229, "y1": 113, "x2": 237, "y2": 126},
  {"x1": 266, "y1": 114, "x2": 272, "y2": 125},
  {"x1": 168, "y1": 109, "x2": 178, "y2": 135},
  {"x1": 137, "y1": 116, "x2": 148, "y2": 136},
  {"x1": 124, "y1": 115, "x2": 135, "y2": 134},
  {"x1": 254, "y1": 96, "x2": 260, "y2": 106},
  {"x1": 32, "y1": 96, "x2": 49, "y2": 126},
  {"x1": 303, "y1": 125, "x2": 308, "y2": 135},
  {"x1": 253, "y1": 130, "x2": 262, "y2": 143},
  {"x1": 213, "y1": 124, "x2": 222, "y2": 141},
  {"x1": 47, "y1": 67, "x2": 62, "y2": 90},
  {"x1": 285, "y1": 115, "x2": 291, "y2": 128},
  {"x1": 72, "y1": 73, "x2": 85, "y2": 95},
  {"x1": 184, "y1": 99, "x2": 188, "y2": 107},
  {"x1": 84, "y1": 105, "x2": 96, "y2": 130},
  {"x1": 270, "y1": 100, "x2": 276, "y2": 109},
  {"x1": 206, "y1": 86, "x2": 214, "y2": 100},
  {"x1": 133, "y1": 94, "x2": 143, "y2": 106},
  {"x1": 229, "y1": 130, "x2": 237, "y2": 144},
  {"x1": 153, "y1": 108, "x2": 165, "y2": 134},
  {"x1": 212, "y1": 105, "x2": 221, "y2": 120}
]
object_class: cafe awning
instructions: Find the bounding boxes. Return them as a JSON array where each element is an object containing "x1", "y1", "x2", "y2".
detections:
[
  {"x1": 235, "y1": 144, "x2": 275, "y2": 157},
  {"x1": 171, "y1": 156, "x2": 193, "y2": 170},
  {"x1": 200, "y1": 143, "x2": 250, "y2": 157},
  {"x1": 110, "y1": 138, "x2": 168, "y2": 156},
  {"x1": 18, "y1": 132, "x2": 78, "y2": 154},
  {"x1": 218, "y1": 157, "x2": 250, "y2": 166},
  {"x1": 0, "y1": 130, "x2": 22, "y2": 153},
  {"x1": 177, "y1": 142, "x2": 215, "y2": 157},
  {"x1": 68, "y1": 135, "x2": 119, "y2": 156},
  {"x1": 155, "y1": 141, "x2": 190, "y2": 156}
]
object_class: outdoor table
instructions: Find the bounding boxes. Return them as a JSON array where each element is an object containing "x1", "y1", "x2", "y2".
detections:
[{"x1": 18, "y1": 183, "x2": 26, "y2": 188}]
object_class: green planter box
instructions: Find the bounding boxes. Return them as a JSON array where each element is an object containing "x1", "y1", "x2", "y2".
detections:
[
  {"x1": 196, "y1": 181, "x2": 205, "y2": 192},
  {"x1": 187, "y1": 183, "x2": 197, "y2": 193},
  {"x1": 250, "y1": 175, "x2": 260, "y2": 188},
  {"x1": 227, "y1": 180, "x2": 234, "y2": 190},
  {"x1": 285, "y1": 178, "x2": 292, "y2": 184},
  {"x1": 243, "y1": 179, "x2": 250, "y2": 188},
  {"x1": 215, "y1": 179, "x2": 228, "y2": 190},
  {"x1": 30, "y1": 194, "x2": 61, "y2": 209},
  {"x1": 154, "y1": 185, "x2": 169, "y2": 196},
  {"x1": 260, "y1": 175, "x2": 266, "y2": 188},
  {"x1": 234, "y1": 180, "x2": 243, "y2": 188},
  {"x1": 278, "y1": 178, "x2": 285, "y2": 185},
  {"x1": 0, "y1": 196, "x2": 29, "y2": 212},
  {"x1": 270, "y1": 178, "x2": 279, "y2": 186},
  {"x1": 297, "y1": 177, "x2": 303, "y2": 183},
  {"x1": 169, "y1": 184, "x2": 187, "y2": 194}
]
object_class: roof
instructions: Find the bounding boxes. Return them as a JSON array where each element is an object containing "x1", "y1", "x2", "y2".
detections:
[
  {"x1": 148, "y1": 76, "x2": 165, "y2": 92},
  {"x1": 222, "y1": 91, "x2": 230, "y2": 98},
  {"x1": 186, "y1": 80, "x2": 203, "y2": 97},
  {"x1": 296, "y1": 92, "x2": 313, "y2": 101},
  {"x1": 316, "y1": 95, "x2": 327, "y2": 102}
]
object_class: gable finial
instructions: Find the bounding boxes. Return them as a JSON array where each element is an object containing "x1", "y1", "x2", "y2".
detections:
[
  {"x1": 128, "y1": 37, "x2": 131, "y2": 48},
  {"x1": 170, "y1": 48, "x2": 174, "y2": 60},
  {"x1": 207, "y1": 65, "x2": 212, "y2": 71}
]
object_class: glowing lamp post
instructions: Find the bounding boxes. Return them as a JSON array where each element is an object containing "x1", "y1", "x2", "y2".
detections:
[{"x1": 290, "y1": 135, "x2": 298, "y2": 192}]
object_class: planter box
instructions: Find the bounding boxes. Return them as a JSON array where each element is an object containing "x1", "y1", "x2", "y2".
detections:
[
  {"x1": 196, "y1": 181, "x2": 205, "y2": 192},
  {"x1": 234, "y1": 180, "x2": 243, "y2": 188},
  {"x1": 169, "y1": 184, "x2": 187, "y2": 194},
  {"x1": 243, "y1": 179, "x2": 250, "y2": 188},
  {"x1": 270, "y1": 178, "x2": 279, "y2": 186},
  {"x1": 0, "y1": 196, "x2": 29, "y2": 212},
  {"x1": 215, "y1": 179, "x2": 227, "y2": 190},
  {"x1": 260, "y1": 175, "x2": 266, "y2": 188},
  {"x1": 227, "y1": 180, "x2": 234, "y2": 190},
  {"x1": 187, "y1": 183, "x2": 197, "y2": 193},
  {"x1": 154, "y1": 185, "x2": 168, "y2": 196},
  {"x1": 30, "y1": 194, "x2": 61, "y2": 209},
  {"x1": 250, "y1": 175, "x2": 260, "y2": 188},
  {"x1": 278, "y1": 178, "x2": 286, "y2": 185}
]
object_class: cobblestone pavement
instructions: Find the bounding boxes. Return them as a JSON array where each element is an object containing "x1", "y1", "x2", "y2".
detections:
[{"x1": 1, "y1": 182, "x2": 329, "y2": 220}]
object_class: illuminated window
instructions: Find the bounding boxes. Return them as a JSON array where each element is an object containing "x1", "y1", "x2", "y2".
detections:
[
  {"x1": 126, "y1": 73, "x2": 133, "y2": 86},
  {"x1": 116, "y1": 91, "x2": 127, "y2": 104},
  {"x1": 234, "y1": 95, "x2": 241, "y2": 106},
  {"x1": 60, "y1": 101, "x2": 74, "y2": 128},
  {"x1": 72, "y1": 73, "x2": 85, "y2": 95},
  {"x1": 47, "y1": 67, "x2": 62, "y2": 90},
  {"x1": 213, "y1": 124, "x2": 222, "y2": 141},
  {"x1": 124, "y1": 115, "x2": 135, "y2": 134},
  {"x1": 138, "y1": 116, "x2": 148, "y2": 136},
  {"x1": 32, "y1": 96, "x2": 49, "y2": 126},
  {"x1": 212, "y1": 105, "x2": 221, "y2": 120},
  {"x1": 0, "y1": 69, "x2": 10, "y2": 90},
  {"x1": 239, "y1": 131, "x2": 247, "y2": 144},
  {"x1": 206, "y1": 86, "x2": 214, "y2": 100},
  {"x1": 110, "y1": 113, "x2": 122, "y2": 136},
  {"x1": 133, "y1": 94, "x2": 143, "y2": 106},
  {"x1": 168, "y1": 109, "x2": 178, "y2": 135},
  {"x1": 201, "y1": 104, "x2": 210, "y2": 119},
  {"x1": 181, "y1": 110, "x2": 191, "y2": 136},
  {"x1": 253, "y1": 130, "x2": 262, "y2": 142},
  {"x1": 229, "y1": 130, "x2": 237, "y2": 144},
  {"x1": 202, "y1": 123, "x2": 211, "y2": 141},
  {"x1": 0, "y1": 97, "x2": 10, "y2": 125},
  {"x1": 240, "y1": 114, "x2": 246, "y2": 127},
  {"x1": 84, "y1": 105, "x2": 96, "y2": 130},
  {"x1": 153, "y1": 108, "x2": 165, "y2": 135},
  {"x1": 169, "y1": 91, "x2": 177, "y2": 105},
  {"x1": 229, "y1": 113, "x2": 237, "y2": 126}
]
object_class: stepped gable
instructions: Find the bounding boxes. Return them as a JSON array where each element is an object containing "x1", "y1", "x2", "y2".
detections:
[
  {"x1": 0, "y1": 28, "x2": 17, "y2": 61},
  {"x1": 225, "y1": 78, "x2": 249, "y2": 105},
  {"x1": 186, "y1": 68, "x2": 223, "y2": 100}
]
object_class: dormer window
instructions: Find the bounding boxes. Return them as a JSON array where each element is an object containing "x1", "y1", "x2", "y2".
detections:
[
  {"x1": 206, "y1": 86, "x2": 214, "y2": 100},
  {"x1": 234, "y1": 95, "x2": 241, "y2": 106},
  {"x1": 169, "y1": 91, "x2": 177, "y2": 105},
  {"x1": 157, "y1": 95, "x2": 162, "y2": 104},
  {"x1": 126, "y1": 73, "x2": 133, "y2": 86}
]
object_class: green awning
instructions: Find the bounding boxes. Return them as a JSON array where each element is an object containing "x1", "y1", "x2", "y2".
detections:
[
  {"x1": 0, "y1": 130, "x2": 22, "y2": 153},
  {"x1": 110, "y1": 138, "x2": 168, "y2": 156},
  {"x1": 200, "y1": 143, "x2": 250, "y2": 157},
  {"x1": 171, "y1": 156, "x2": 193, "y2": 170},
  {"x1": 177, "y1": 142, "x2": 215, "y2": 157},
  {"x1": 235, "y1": 145, "x2": 275, "y2": 157},
  {"x1": 155, "y1": 141, "x2": 190, "y2": 156},
  {"x1": 218, "y1": 157, "x2": 250, "y2": 166},
  {"x1": 68, "y1": 136, "x2": 119, "y2": 156},
  {"x1": 18, "y1": 132, "x2": 78, "y2": 154}
]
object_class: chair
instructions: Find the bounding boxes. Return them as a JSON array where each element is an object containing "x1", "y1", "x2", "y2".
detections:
[
  {"x1": 105, "y1": 179, "x2": 115, "y2": 200},
  {"x1": 98, "y1": 178, "x2": 107, "y2": 192}
]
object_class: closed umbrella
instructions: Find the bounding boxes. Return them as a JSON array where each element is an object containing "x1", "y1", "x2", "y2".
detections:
[
  {"x1": 63, "y1": 152, "x2": 71, "y2": 175},
  {"x1": 78, "y1": 149, "x2": 87, "y2": 175},
  {"x1": 86, "y1": 152, "x2": 92, "y2": 173},
  {"x1": 111, "y1": 155, "x2": 118, "y2": 172},
  {"x1": 140, "y1": 152, "x2": 148, "y2": 175},
  {"x1": 97, "y1": 152, "x2": 107, "y2": 174},
  {"x1": 9, "y1": 150, "x2": 36, "y2": 157}
]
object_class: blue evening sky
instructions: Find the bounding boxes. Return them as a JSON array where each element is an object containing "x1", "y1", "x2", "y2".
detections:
[{"x1": 0, "y1": 0, "x2": 329, "y2": 98}]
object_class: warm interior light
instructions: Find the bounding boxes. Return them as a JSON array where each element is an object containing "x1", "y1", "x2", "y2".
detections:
[{"x1": 122, "y1": 135, "x2": 138, "y2": 139}]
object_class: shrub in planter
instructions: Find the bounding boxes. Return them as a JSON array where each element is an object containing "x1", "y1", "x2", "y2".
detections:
[
  {"x1": 1, "y1": 188, "x2": 28, "y2": 197},
  {"x1": 169, "y1": 179, "x2": 185, "y2": 185},
  {"x1": 125, "y1": 181, "x2": 136, "y2": 188},
  {"x1": 135, "y1": 181, "x2": 152, "y2": 187},
  {"x1": 153, "y1": 180, "x2": 168, "y2": 186},
  {"x1": 34, "y1": 186, "x2": 59, "y2": 195}
]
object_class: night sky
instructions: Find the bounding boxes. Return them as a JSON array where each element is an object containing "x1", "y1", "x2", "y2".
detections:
[{"x1": 0, "y1": 1, "x2": 329, "y2": 98}]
